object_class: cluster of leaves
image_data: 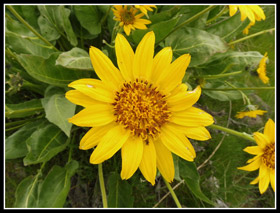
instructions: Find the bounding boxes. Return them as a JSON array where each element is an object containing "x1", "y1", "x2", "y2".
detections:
[{"x1": 5, "y1": 5, "x2": 274, "y2": 208}]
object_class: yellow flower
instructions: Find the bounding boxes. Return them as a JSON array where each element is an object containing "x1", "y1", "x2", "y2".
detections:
[
  {"x1": 235, "y1": 110, "x2": 267, "y2": 119},
  {"x1": 134, "y1": 5, "x2": 156, "y2": 16},
  {"x1": 229, "y1": 5, "x2": 266, "y2": 24},
  {"x1": 242, "y1": 21, "x2": 255, "y2": 35},
  {"x1": 238, "y1": 119, "x2": 275, "y2": 194},
  {"x1": 257, "y1": 52, "x2": 269, "y2": 84},
  {"x1": 112, "y1": 5, "x2": 151, "y2": 36},
  {"x1": 66, "y1": 31, "x2": 214, "y2": 185}
]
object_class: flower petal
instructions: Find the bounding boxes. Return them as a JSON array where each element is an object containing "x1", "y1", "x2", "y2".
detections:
[
  {"x1": 115, "y1": 33, "x2": 135, "y2": 81},
  {"x1": 182, "y1": 126, "x2": 211, "y2": 141},
  {"x1": 170, "y1": 107, "x2": 214, "y2": 127},
  {"x1": 68, "y1": 104, "x2": 115, "y2": 127},
  {"x1": 123, "y1": 25, "x2": 131, "y2": 36},
  {"x1": 250, "y1": 176, "x2": 259, "y2": 185},
  {"x1": 229, "y1": 5, "x2": 238, "y2": 16},
  {"x1": 237, "y1": 157, "x2": 261, "y2": 171},
  {"x1": 264, "y1": 119, "x2": 275, "y2": 143},
  {"x1": 139, "y1": 140, "x2": 157, "y2": 185},
  {"x1": 243, "y1": 146, "x2": 263, "y2": 155},
  {"x1": 65, "y1": 90, "x2": 100, "y2": 107},
  {"x1": 79, "y1": 122, "x2": 116, "y2": 150},
  {"x1": 253, "y1": 132, "x2": 270, "y2": 149},
  {"x1": 270, "y1": 169, "x2": 275, "y2": 192},
  {"x1": 89, "y1": 46, "x2": 124, "y2": 91},
  {"x1": 154, "y1": 138, "x2": 174, "y2": 183},
  {"x1": 259, "y1": 172, "x2": 270, "y2": 194},
  {"x1": 90, "y1": 125, "x2": 130, "y2": 164},
  {"x1": 133, "y1": 31, "x2": 155, "y2": 80},
  {"x1": 121, "y1": 136, "x2": 143, "y2": 180}
]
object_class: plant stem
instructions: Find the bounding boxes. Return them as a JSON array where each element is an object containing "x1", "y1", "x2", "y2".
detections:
[
  {"x1": 101, "y1": 5, "x2": 112, "y2": 27},
  {"x1": 156, "y1": 5, "x2": 217, "y2": 45},
  {"x1": 98, "y1": 163, "x2": 108, "y2": 208},
  {"x1": 206, "y1": 5, "x2": 228, "y2": 24},
  {"x1": 228, "y1": 28, "x2": 275, "y2": 46},
  {"x1": 163, "y1": 178, "x2": 182, "y2": 208},
  {"x1": 201, "y1": 70, "x2": 242, "y2": 79},
  {"x1": 6, "y1": 5, "x2": 59, "y2": 51},
  {"x1": 202, "y1": 86, "x2": 275, "y2": 91},
  {"x1": 209, "y1": 124, "x2": 255, "y2": 142}
]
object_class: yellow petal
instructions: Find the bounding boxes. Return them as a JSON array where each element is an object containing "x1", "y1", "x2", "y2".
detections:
[
  {"x1": 170, "y1": 107, "x2": 214, "y2": 127},
  {"x1": 121, "y1": 136, "x2": 143, "y2": 180},
  {"x1": 229, "y1": 5, "x2": 238, "y2": 16},
  {"x1": 115, "y1": 33, "x2": 135, "y2": 81},
  {"x1": 154, "y1": 138, "x2": 174, "y2": 183},
  {"x1": 239, "y1": 5, "x2": 255, "y2": 23},
  {"x1": 68, "y1": 104, "x2": 115, "y2": 127},
  {"x1": 259, "y1": 171, "x2": 270, "y2": 194},
  {"x1": 89, "y1": 46, "x2": 123, "y2": 91},
  {"x1": 159, "y1": 54, "x2": 191, "y2": 93},
  {"x1": 151, "y1": 47, "x2": 173, "y2": 84},
  {"x1": 167, "y1": 86, "x2": 201, "y2": 111},
  {"x1": 250, "y1": 5, "x2": 266, "y2": 21},
  {"x1": 243, "y1": 146, "x2": 263, "y2": 155},
  {"x1": 250, "y1": 176, "x2": 259, "y2": 185},
  {"x1": 237, "y1": 157, "x2": 261, "y2": 171},
  {"x1": 270, "y1": 169, "x2": 275, "y2": 192},
  {"x1": 123, "y1": 25, "x2": 131, "y2": 36},
  {"x1": 160, "y1": 124, "x2": 194, "y2": 161},
  {"x1": 182, "y1": 126, "x2": 211, "y2": 141},
  {"x1": 139, "y1": 140, "x2": 157, "y2": 185},
  {"x1": 264, "y1": 119, "x2": 275, "y2": 143},
  {"x1": 133, "y1": 31, "x2": 155, "y2": 80},
  {"x1": 90, "y1": 125, "x2": 130, "y2": 164},
  {"x1": 65, "y1": 90, "x2": 99, "y2": 107},
  {"x1": 79, "y1": 123, "x2": 116, "y2": 150},
  {"x1": 253, "y1": 132, "x2": 270, "y2": 149}
]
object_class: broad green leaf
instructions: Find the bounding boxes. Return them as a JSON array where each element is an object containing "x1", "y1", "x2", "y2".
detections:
[
  {"x1": 172, "y1": 154, "x2": 181, "y2": 181},
  {"x1": 41, "y1": 86, "x2": 76, "y2": 137},
  {"x1": 23, "y1": 122, "x2": 69, "y2": 165},
  {"x1": 107, "y1": 172, "x2": 134, "y2": 208},
  {"x1": 37, "y1": 5, "x2": 77, "y2": 46},
  {"x1": 5, "y1": 119, "x2": 47, "y2": 160},
  {"x1": 165, "y1": 27, "x2": 228, "y2": 67},
  {"x1": 149, "y1": 6, "x2": 180, "y2": 24},
  {"x1": 132, "y1": 14, "x2": 180, "y2": 45},
  {"x1": 179, "y1": 159, "x2": 215, "y2": 205},
  {"x1": 5, "y1": 99, "x2": 43, "y2": 118},
  {"x1": 14, "y1": 175, "x2": 41, "y2": 207},
  {"x1": 5, "y1": 19, "x2": 56, "y2": 58},
  {"x1": 16, "y1": 52, "x2": 91, "y2": 87},
  {"x1": 55, "y1": 47, "x2": 93, "y2": 71},
  {"x1": 206, "y1": 13, "x2": 250, "y2": 42},
  {"x1": 38, "y1": 15, "x2": 61, "y2": 42},
  {"x1": 73, "y1": 5, "x2": 101, "y2": 35},
  {"x1": 37, "y1": 160, "x2": 79, "y2": 207},
  {"x1": 203, "y1": 88, "x2": 243, "y2": 101}
]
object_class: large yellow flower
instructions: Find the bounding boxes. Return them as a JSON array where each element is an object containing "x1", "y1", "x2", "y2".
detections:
[
  {"x1": 66, "y1": 31, "x2": 214, "y2": 185},
  {"x1": 238, "y1": 119, "x2": 275, "y2": 194},
  {"x1": 134, "y1": 5, "x2": 157, "y2": 17},
  {"x1": 112, "y1": 5, "x2": 151, "y2": 36},
  {"x1": 257, "y1": 52, "x2": 269, "y2": 84},
  {"x1": 229, "y1": 5, "x2": 266, "y2": 24}
]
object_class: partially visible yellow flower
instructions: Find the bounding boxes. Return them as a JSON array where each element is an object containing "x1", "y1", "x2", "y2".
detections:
[
  {"x1": 238, "y1": 119, "x2": 275, "y2": 194},
  {"x1": 134, "y1": 5, "x2": 156, "y2": 17},
  {"x1": 66, "y1": 31, "x2": 214, "y2": 185},
  {"x1": 112, "y1": 5, "x2": 151, "y2": 36},
  {"x1": 242, "y1": 21, "x2": 255, "y2": 34},
  {"x1": 257, "y1": 52, "x2": 269, "y2": 84},
  {"x1": 235, "y1": 110, "x2": 267, "y2": 119},
  {"x1": 229, "y1": 5, "x2": 266, "y2": 24}
]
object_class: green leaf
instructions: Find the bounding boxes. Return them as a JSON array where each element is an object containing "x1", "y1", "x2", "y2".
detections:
[
  {"x1": 5, "y1": 19, "x2": 56, "y2": 58},
  {"x1": 37, "y1": 5, "x2": 77, "y2": 46},
  {"x1": 73, "y1": 5, "x2": 101, "y2": 35},
  {"x1": 37, "y1": 160, "x2": 79, "y2": 207},
  {"x1": 41, "y1": 86, "x2": 76, "y2": 137},
  {"x1": 107, "y1": 172, "x2": 134, "y2": 208},
  {"x1": 38, "y1": 15, "x2": 61, "y2": 42},
  {"x1": 5, "y1": 119, "x2": 48, "y2": 160},
  {"x1": 5, "y1": 99, "x2": 43, "y2": 118},
  {"x1": 206, "y1": 13, "x2": 250, "y2": 42},
  {"x1": 179, "y1": 159, "x2": 215, "y2": 206},
  {"x1": 165, "y1": 27, "x2": 228, "y2": 67},
  {"x1": 16, "y1": 52, "x2": 91, "y2": 87},
  {"x1": 23, "y1": 122, "x2": 69, "y2": 165},
  {"x1": 55, "y1": 47, "x2": 93, "y2": 71}
]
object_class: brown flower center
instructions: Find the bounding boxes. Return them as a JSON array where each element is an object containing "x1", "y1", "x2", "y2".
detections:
[
  {"x1": 113, "y1": 79, "x2": 171, "y2": 140},
  {"x1": 262, "y1": 143, "x2": 275, "y2": 169},
  {"x1": 120, "y1": 10, "x2": 135, "y2": 25}
]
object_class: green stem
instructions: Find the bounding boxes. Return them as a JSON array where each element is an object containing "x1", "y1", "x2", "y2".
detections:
[
  {"x1": 209, "y1": 124, "x2": 255, "y2": 142},
  {"x1": 163, "y1": 178, "x2": 182, "y2": 208},
  {"x1": 98, "y1": 163, "x2": 108, "y2": 208},
  {"x1": 206, "y1": 6, "x2": 228, "y2": 24},
  {"x1": 6, "y1": 5, "x2": 59, "y2": 51},
  {"x1": 101, "y1": 5, "x2": 112, "y2": 27},
  {"x1": 202, "y1": 86, "x2": 275, "y2": 91},
  {"x1": 201, "y1": 70, "x2": 242, "y2": 79},
  {"x1": 156, "y1": 5, "x2": 217, "y2": 45},
  {"x1": 228, "y1": 28, "x2": 275, "y2": 46}
]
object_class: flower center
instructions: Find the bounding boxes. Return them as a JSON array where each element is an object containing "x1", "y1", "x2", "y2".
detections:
[
  {"x1": 262, "y1": 143, "x2": 275, "y2": 169},
  {"x1": 120, "y1": 10, "x2": 135, "y2": 25},
  {"x1": 112, "y1": 79, "x2": 171, "y2": 140}
]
